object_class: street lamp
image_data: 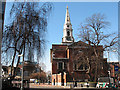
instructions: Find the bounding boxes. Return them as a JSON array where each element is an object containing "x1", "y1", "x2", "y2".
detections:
[
  {"x1": 18, "y1": 54, "x2": 24, "y2": 90},
  {"x1": 107, "y1": 49, "x2": 117, "y2": 87},
  {"x1": 108, "y1": 71, "x2": 111, "y2": 87},
  {"x1": 107, "y1": 50, "x2": 110, "y2": 62},
  {"x1": 107, "y1": 49, "x2": 117, "y2": 62}
]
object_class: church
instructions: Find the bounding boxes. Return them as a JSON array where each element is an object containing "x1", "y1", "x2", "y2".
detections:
[{"x1": 50, "y1": 6, "x2": 108, "y2": 86}]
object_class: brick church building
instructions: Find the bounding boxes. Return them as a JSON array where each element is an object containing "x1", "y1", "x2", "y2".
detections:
[{"x1": 50, "y1": 6, "x2": 108, "y2": 86}]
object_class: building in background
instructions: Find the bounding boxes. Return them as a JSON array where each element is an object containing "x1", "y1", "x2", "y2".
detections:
[
  {"x1": 2, "y1": 65, "x2": 16, "y2": 78},
  {"x1": 108, "y1": 62, "x2": 120, "y2": 86},
  {"x1": 17, "y1": 61, "x2": 37, "y2": 80},
  {"x1": 50, "y1": 6, "x2": 108, "y2": 86},
  {"x1": 2, "y1": 66, "x2": 8, "y2": 78}
]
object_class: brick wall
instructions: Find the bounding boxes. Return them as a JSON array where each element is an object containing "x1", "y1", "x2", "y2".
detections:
[
  {"x1": 64, "y1": 72, "x2": 67, "y2": 86},
  {"x1": 52, "y1": 73, "x2": 62, "y2": 86},
  {"x1": 51, "y1": 41, "x2": 108, "y2": 85},
  {"x1": 57, "y1": 73, "x2": 61, "y2": 86}
]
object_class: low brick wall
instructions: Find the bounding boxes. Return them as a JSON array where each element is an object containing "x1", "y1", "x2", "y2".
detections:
[
  {"x1": 52, "y1": 73, "x2": 62, "y2": 86},
  {"x1": 12, "y1": 80, "x2": 29, "y2": 88},
  {"x1": 52, "y1": 72, "x2": 67, "y2": 86},
  {"x1": 66, "y1": 82, "x2": 97, "y2": 88}
]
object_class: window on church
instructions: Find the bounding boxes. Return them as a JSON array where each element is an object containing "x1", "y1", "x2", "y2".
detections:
[
  {"x1": 78, "y1": 64, "x2": 83, "y2": 70},
  {"x1": 74, "y1": 64, "x2": 77, "y2": 70},
  {"x1": 67, "y1": 25, "x2": 69, "y2": 27},
  {"x1": 58, "y1": 62, "x2": 63, "y2": 70},
  {"x1": 67, "y1": 31, "x2": 70, "y2": 36},
  {"x1": 85, "y1": 65, "x2": 88, "y2": 70},
  {"x1": 64, "y1": 62, "x2": 67, "y2": 69}
]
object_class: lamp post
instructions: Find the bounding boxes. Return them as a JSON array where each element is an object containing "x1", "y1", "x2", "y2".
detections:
[
  {"x1": 108, "y1": 71, "x2": 110, "y2": 87},
  {"x1": 107, "y1": 49, "x2": 117, "y2": 87},
  {"x1": 107, "y1": 50, "x2": 110, "y2": 62},
  {"x1": 107, "y1": 49, "x2": 117, "y2": 62},
  {"x1": 18, "y1": 54, "x2": 24, "y2": 90}
]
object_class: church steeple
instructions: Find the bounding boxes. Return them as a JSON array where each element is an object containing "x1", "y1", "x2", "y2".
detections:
[
  {"x1": 65, "y1": 6, "x2": 71, "y2": 24},
  {"x1": 62, "y1": 6, "x2": 74, "y2": 44}
]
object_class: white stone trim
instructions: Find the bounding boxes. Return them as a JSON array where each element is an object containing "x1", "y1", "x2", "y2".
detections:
[
  {"x1": 63, "y1": 62, "x2": 64, "y2": 69},
  {"x1": 57, "y1": 82, "x2": 61, "y2": 86},
  {"x1": 64, "y1": 83, "x2": 67, "y2": 86},
  {"x1": 52, "y1": 82, "x2": 54, "y2": 85},
  {"x1": 68, "y1": 63, "x2": 69, "y2": 71},
  {"x1": 55, "y1": 82, "x2": 58, "y2": 86}
]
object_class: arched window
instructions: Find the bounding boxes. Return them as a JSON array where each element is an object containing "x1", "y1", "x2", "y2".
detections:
[
  {"x1": 74, "y1": 63, "x2": 77, "y2": 70},
  {"x1": 67, "y1": 31, "x2": 70, "y2": 36},
  {"x1": 85, "y1": 65, "x2": 88, "y2": 70},
  {"x1": 58, "y1": 62, "x2": 64, "y2": 70},
  {"x1": 78, "y1": 64, "x2": 83, "y2": 70}
]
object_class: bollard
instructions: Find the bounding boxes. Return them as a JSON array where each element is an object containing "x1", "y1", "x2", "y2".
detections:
[
  {"x1": 87, "y1": 82, "x2": 89, "y2": 88},
  {"x1": 70, "y1": 84, "x2": 73, "y2": 90}
]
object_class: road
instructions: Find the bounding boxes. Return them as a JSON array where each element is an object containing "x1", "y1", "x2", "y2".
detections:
[{"x1": 2, "y1": 83, "x2": 119, "y2": 90}]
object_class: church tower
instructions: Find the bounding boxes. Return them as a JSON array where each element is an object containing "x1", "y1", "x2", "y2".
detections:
[{"x1": 62, "y1": 6, "x2": 74, "y2": 45}]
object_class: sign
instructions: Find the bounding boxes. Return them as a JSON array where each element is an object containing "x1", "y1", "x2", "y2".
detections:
[
  {"x1": 114, "y1": 66, "x2": 119, "y2": 71},
  {"x1": 115, "y1": 66, "x2": 119, "y2": 74}
]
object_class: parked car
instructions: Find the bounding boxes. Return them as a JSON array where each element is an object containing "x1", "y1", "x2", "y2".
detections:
[
  {"x1": 96, "y1": 77, "x2": 114, "y2": 88},
  {"x1": 96, "y1": 82, "x2": 109, "y2": 88},
  {"x1": 30, "y1": 79, "x2": 35, "y2": 83}
]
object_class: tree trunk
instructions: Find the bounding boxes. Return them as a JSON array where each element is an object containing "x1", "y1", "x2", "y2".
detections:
[
  {"x1": 93, "y1": 47, "x2": 99, "y2": 82},
  {"x1": 12, "y1": 51, "x2": 22, "y2": 78},
  {"x1": 94, "y1": 61, "x2": 98, "y2": 82},
  {"x1": 11, "y1": 48, "x2": 16, "y2": 76}
]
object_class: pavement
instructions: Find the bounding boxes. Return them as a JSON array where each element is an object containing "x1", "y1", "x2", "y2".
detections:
[
  {"x1": 2, "y1": 83, "x2": 119, "y2": 90},
  {"x1": 29, "y1": 83, "x2": 119, "y2": 90},
  {"x1": 30, "y1": 83, "x2": 70, "y2": 88}
]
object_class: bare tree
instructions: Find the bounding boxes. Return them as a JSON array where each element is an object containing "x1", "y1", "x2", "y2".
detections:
[
  {"x1": 30, "y1": 64, "x2": 47, "y2": 84},
  {"x1": 77, "y1": 13, "x2": 118, "y2": 82},
  {"x1": 39, "y1": 62, "x2": 46, "y2": 71},
  {"x1": 2, "y1": 2, "x2": 53, "y2": 78},
  {"x1": 46, "y1": 71, "x2": 51, "y2": 82},
  {"x1": 30, "y1": 72, "x2": 47, "y2": 83}
]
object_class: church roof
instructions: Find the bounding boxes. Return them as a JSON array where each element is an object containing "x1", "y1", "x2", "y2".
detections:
[
  {"x1": 68, "y1": 40, "x2": 103, "y2": 49},
  {"x1": 68, "y1": 40, "x2": 91, "y2": 48}
]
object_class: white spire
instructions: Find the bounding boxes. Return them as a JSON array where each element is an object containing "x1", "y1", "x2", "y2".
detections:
[
  {"x1": 65, "y1": 6, "x2": 71, "y2": 24},
  {"x1": 62, "y1": 6, "x2": 74, "y2": 44}
]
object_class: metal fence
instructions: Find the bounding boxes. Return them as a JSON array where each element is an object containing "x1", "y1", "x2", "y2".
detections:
[{"x1": 12, "y1": 80, "x2": 29, "y2": 88}]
